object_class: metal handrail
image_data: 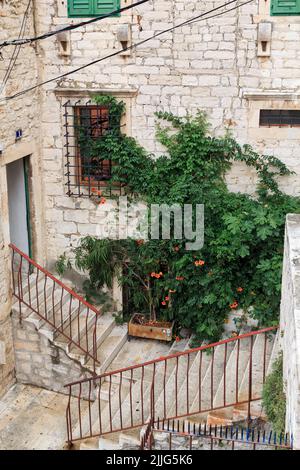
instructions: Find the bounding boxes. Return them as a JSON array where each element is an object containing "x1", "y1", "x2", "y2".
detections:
[
  {"x1": 9, "y1": 243, "x2": 99, "y2": 314},
  {"x1": 65, "y1": 326, "x2": 277, "y2": 387},
  {"x1": 10, "y1": 243, "x2": 101, "y2": 371},
  {"x1": 65, "y1": 326, "x2": 278, "y2": 444}
]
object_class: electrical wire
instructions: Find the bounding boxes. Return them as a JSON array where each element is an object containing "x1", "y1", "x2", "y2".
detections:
[
  {"x1": 0, "y1": 0, "x2": 32, "y2": 93},
  {"x1": 0, "y1": 0, "x2": 151, "y2": 48},
  {"x1": 0, "y1": 0, "x2": 254, "y2": 103}
]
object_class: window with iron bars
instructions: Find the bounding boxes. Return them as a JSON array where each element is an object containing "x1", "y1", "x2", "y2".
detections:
[
  {"x1": 259, "y1": 109, "x2": 300, "y2": 127},
  {"x1": 63, "y1": 99, "x2": 124, "y2": 198}
]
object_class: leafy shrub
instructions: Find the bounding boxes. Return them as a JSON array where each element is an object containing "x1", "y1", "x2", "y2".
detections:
[
  {"x1": 63, "y1": 96, "x2": 300, "y2": 342},
  {"x1": 262, "y1": 354, "x2": 286, "y2": 434},
  {"x1": 55, "y1": 252, "x2": 71, "y2": 276}
]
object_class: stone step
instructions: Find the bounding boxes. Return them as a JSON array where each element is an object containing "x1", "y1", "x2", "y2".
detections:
[
  {"x1": 53, "y1": 310, "x2": 114, "y2": 359},
  {"x1": 232, "y1": 400, "x2": 266, "y2": 422},
  {"x1": 119, "y1": 429, "x2": 141, "y2": 450},
  {"x1": 90, "y1": 325, "x2": 128, "y2": 375},
  {"x1": 207, "y1": 333, "x2": 275, "y2": 426},
  {"x1": 107, "y1": 337, "x2": 172, "y2": 384},
  {"x1": 72, "y1": 377, "x2": 132, "y2": 439},
  {"x1": 12, "y1": 273, "x2": 44, "y2": 304},
  {"x1": 153, "y1": 348, "x2": 201, "y2": 421},
  {"x1": 212, "y1": 337, "x2": 252, "y2": 409},
  {"x1": 98, "y1": 433, "x2": 121, "y2": 450},
  {"x1": 101, "y1": 342, "x2": 178, "y2": 435},
  {"x1": 189, "y1": 341, "x2": 235, "y2": 414},
  {"x1": 12, "y1": 280, "x2": 55, "y2": 320},
  {"x1": 235, "y1": 332, "x2": 274, "y2": 404},
  {"x1": 109, "y1": 340, "x2": 198, "y2": 445},
  {"x1": 24, "y1": 289, "x2": 74, "y2": 334},
  {"x1": 166, "y1": 348, "x2": 212, "y2": 419},
  {"x1": 63, "y1": 322, "x2": 127, "y2": 370},
  {"x1": 109, "y1": 377, "x2": 152, "y2": 434},
  {"x1": 68, "y1": 313, "x2": 116, "y2": 357},
  {"x1": 79, "y1": 438, "x2": 99, "y2": 450}
]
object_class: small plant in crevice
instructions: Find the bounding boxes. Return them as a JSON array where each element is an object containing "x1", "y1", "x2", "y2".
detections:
[
  {"x1": 262, "y1": 353, "x2": 286, "y2": 435},
  {"x1": 55, "y1": 252, "x2": 72, "y2": 277},
  {"x1": 113, "y1": 311, "x2": 127, "y2": 325},
  {"x1": 81, "y1": 279, "x2": 113, "y2": 311}
]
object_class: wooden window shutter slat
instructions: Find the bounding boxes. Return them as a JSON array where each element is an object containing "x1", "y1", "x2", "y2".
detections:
[
  {"x1": 271, "y1": 0, "x2": 300, "y2": 15},
  {"x1": 68, "y1": 0, "x2": 93, "y2": 16},
  {"x1": 94, "y1": 0, "x2": 120, "y2": 15}
]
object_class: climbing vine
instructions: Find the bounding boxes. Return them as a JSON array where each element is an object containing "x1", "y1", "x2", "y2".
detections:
[{"x1": 61, "y1": 96, "x2": 300, "y2": 343}]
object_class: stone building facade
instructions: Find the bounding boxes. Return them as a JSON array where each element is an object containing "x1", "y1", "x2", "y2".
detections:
[
  {"x1": 280, "y1": 214, "x2": 300, "y2": 450},
  {"x1": 1, "y1": 0, "x2": 300, "y2": 404}
]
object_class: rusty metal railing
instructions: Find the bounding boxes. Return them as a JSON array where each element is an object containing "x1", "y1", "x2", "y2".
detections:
[
  {"x1": 65, "y1": 326, "x2": 277, "y2": 444},
  {"x1": 10, "y1": 243, "x2": 101, "y2": 372},
  {"x1": 141, "y1": 419, "x2": 292, "y2": 451}
]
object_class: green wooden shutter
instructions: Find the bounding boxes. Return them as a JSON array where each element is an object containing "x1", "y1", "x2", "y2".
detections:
[
  {"x1": 68, "y1": 0, "x2": 93, "y2": 17},
  {"x1": 94, "y1": 0, "x2": 120, "y2": 16},
  {"x1": 271, "y1": 0, "x2": 300, "y2": 15}
]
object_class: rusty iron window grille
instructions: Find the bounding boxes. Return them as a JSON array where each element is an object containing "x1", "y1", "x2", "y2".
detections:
[
  {"x1": 63, "y1": 99, "x2": 125, "y2": 198},
  {"x1": 260, "y1": 109, "x2": 300, "y2": 127}
]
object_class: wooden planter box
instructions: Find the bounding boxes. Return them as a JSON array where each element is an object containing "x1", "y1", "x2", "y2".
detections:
[{"x1": 128, "y1": 314, "x2": 174, "y2": 342}]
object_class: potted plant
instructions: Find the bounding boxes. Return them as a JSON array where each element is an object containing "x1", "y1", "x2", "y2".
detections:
[
  {"x1": 71, "y1": 237, "x2": 175, "y2": 342},
  {"x1": 125, "y1": 269, "x2": 175, "y2": 342}
]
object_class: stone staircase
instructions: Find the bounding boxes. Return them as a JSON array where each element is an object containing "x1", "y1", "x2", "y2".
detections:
[
  {"x1": 67, "y1": 329, "x2": 279, "y2": 450},
  {"x1": 11, "y1": 270, "x2": 129, "y2": 391},
  {"x1": 10, "y1": 245, "x2": 279, "y2": 451},
  {"x1": 12, "y1": 281, "x2": 278, "y2": 450}
]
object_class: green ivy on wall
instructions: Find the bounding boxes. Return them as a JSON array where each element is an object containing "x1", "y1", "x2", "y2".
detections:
[{"x1": 61, "y1": 95, "x2": 300, "y2": 343}]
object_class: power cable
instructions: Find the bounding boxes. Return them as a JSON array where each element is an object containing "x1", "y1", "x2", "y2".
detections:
[
  {"x1": 0, "y1": 0, "x2": 152, "y2": 48},
  {"x1": 0, "y1": 0, "x2": 254, "y2": 103},
  {"x1": 0, "y1": 0, "x2": 32, "y2": 93}
]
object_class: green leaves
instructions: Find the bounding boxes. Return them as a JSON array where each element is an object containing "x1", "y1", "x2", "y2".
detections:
[
  {"x1": 73, "y1": 237, "x2": 122, "y2": 289},
  {"x1": 262, "y1": 354, "x2": 286, "y2": 435},
  {"x1": 70, "y1": 100, "x2": 300, "y2": 342}
]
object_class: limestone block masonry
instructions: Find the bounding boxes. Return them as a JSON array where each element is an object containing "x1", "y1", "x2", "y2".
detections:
[
  {"x1": 280, "y1": 214, "x2": 300, "y2": 450},
  {"x1": 0, "y1": 0, "x2": 41, "y2": 397},
  {"x1": 2, "y1": 0, "x2": 300, "y2": 411},
  {"x1": 33, "y1": 0, "x2": 300, "y2": 264},
  {"x1": 11, "y1": 310, "x2": 93, "y2": 395}
]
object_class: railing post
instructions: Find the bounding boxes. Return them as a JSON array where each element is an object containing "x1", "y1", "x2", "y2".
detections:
[
  {"x1": 150, "y1": 364, "x2": 156, "y2": 425},
  {"x1": 17, "y1": 255, "x2": 23, "y2": 324},
  {"x1": 66, "y1": 385, "x2": 73, "y2": 447},
  {"x1": 247, "y1": 335, "x2": 254, "y2": 423},
  {"x1": 93, "y1": 311, "x2": 98, "y2": 375}
]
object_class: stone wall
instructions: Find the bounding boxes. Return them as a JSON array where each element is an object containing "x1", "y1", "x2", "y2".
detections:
[
  {"x1": 11, "y1": 310, "x2": 93, "y2": 395},
  {"x1": 0, "y1": 0, "x2": 44, "y2": 397},
  {"x1": 28, "y1": 0, "x2": 300, "y2": 263},
  {"x1": 280, "y1": 214, "x2": 300, "y2": 450},
  {"x1": 2, "y1": 0, "x2": 300, "y2": 402},
  {"x1": 0, "y1": 216, "x2": 14, "y2": 397}
]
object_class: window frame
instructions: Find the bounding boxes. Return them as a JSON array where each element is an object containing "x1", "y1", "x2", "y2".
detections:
[
  {"x1": 68, "y1": 0, "x2": 121, "y2": 18},
  {"x1": 271, "y1": 0, "x2": 300, "y2": 16},
  {"x1": 259, "y1": 109, "x2": 300, "y2": 127},
  {"x1": 74, "y1": 105, "x2": 116, "y2": 189}
]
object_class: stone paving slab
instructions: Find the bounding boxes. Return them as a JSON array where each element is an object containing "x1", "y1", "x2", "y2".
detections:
[{"x1": 0, "y1": 384, "x2": 86, "y2": 450}]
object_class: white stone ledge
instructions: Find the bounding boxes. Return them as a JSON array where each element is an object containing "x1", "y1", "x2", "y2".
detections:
[
  {"x1": 243, "y1": 89, "x2": 300, "y2": 101},
  {"x1": 53, "y1": 87, "x2": 139, "y2": 98}
]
